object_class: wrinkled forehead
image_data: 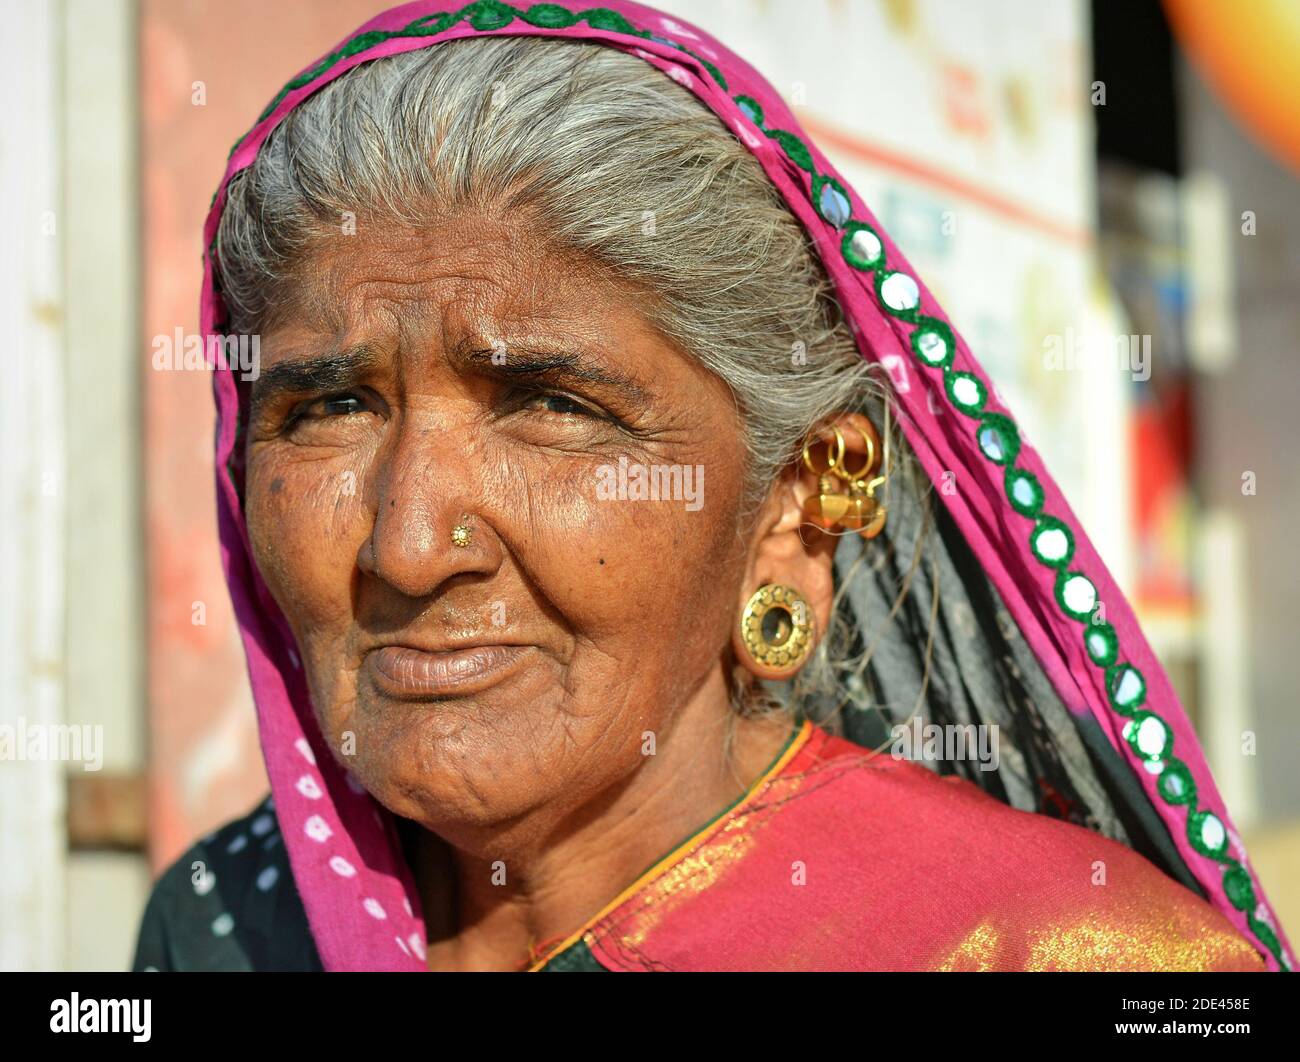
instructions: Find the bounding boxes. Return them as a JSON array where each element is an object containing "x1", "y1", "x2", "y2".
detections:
[
  {"x1": 257, "y1": 208, "x2": 636, "y2": 333},
  {"x1": 242, "y1": 205, "x2": 693, "y2": 416}
]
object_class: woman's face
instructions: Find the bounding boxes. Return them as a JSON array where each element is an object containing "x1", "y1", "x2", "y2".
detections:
[{"x1": 244, "y1": 209, "x2": 761, "y2": 846}]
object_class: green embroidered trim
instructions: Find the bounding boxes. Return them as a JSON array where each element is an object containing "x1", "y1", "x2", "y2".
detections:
[
  {"x1": 341, "y1": 29, "x2": 393, "y2": 57},
  {"x1": 1054, "y1": 570, "x2": 1097, "y2": 623},
  {"x1": 1123, "y1": 710, "x2": 1172, "y2": 761},
  {"x1": 1157, "y1": 757, "x2": 1196, "y2": 806},
  {"x1": 841, "y1": 221, "x2": 885, "y2": 273},
  {"x1": 944, "y1": 369, "x2": 986, "y2": 417},
  {"x1": 230, "y1": 2, "x2": 731, "y2": 159},
  {"x1": 1248, "y1": 915, "x2": 1284, "y2": 966},
  {"x1": 1005, "y1": 466, "x2": 1044, "y2": 517},
  {"x1": 1083, "y1": 619, "x2": 1118, "y2": 667},
  {"x1": 812, "y1": 174, "x2": 852, "y2": 228},
  {"x1": 469, "y1": 0, "x2": 515, "y2": 30},
  {"x1": 1223, "y1": 861, "x2": 1256, "y2": 912},
  {"x1": 1105, "y1": 662, "x2": 1146, "y2": 714},
  {"x1": 975, "y1": 412, "x2": 1020, "y2": 466},
  {"x1": 910, "y1": 318, "x2": 955, "y2": 369},
  {"x1": 213, "y1": 0, "x2": 1288, "y2": 971},
  {"x1": 695, "y1": 56, "x2": 728, "y2": 90},
  {"x1": 409, "y1": 12, "x2": 458, "y2": 35},
  {"x1": 1030, "y1": 514, "x2": 1074, "y2": 569},
  {"x1": 582, "y1": 7, "x2": 634, "y2": 34},
  {"x1": 1188, "y1": 808, "x2": 1229, "y2": 860},
  {"x1": 520, "y1": 3, "x2": 577, "y2": 27},
  {"x1": 769, "y1": 129, "x2": 813, "y2": 173},
  {"x1": 734, "y1": 94, "x2": 764, "y2": 129},
  {"x1": 875, "y1": 270, "x2": 921, "y2": 322}
]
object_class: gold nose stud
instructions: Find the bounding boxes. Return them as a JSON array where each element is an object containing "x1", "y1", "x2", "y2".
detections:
[{"x1": 450, "y1": 523, "x2": 472, "y2": 548}]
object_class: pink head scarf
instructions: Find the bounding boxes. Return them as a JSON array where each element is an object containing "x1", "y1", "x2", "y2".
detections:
[{"x1": 200, "y1": 0, "x2": 1292, "y2": 971}]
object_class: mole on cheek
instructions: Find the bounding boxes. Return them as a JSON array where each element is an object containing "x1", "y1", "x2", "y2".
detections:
[{"x1": 270, "y1": 478, "x2": 284, "y2": 495}]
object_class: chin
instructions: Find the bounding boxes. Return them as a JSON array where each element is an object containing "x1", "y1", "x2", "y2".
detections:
[{"x1": 336, "y1": 694, "x2": 577, "y2": 833}]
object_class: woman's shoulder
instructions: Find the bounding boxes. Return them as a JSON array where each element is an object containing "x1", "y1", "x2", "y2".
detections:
[
  {"x1": 131, "y1": 794, "x2": 322, "y2": 972},
  {"x1": 782, "y1": 726, "x2": 1268, "y2": 970},
  {"x1": 583, "y1": 723, "x2": 1264, "y2": 971}
]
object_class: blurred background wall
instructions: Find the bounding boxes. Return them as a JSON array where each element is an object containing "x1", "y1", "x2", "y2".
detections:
[{"x1": 1, "y1": 0, "x2": 1296, "y2": 970}]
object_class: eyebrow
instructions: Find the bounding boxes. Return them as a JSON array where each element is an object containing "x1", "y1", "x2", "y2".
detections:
[
  {"x1": 249, "y1": 344, "x2": 379, "y2": 415},
  {"x1": 248, "y1": 338, "x2": 654, "y2": 414},
  {"x1": 451, "y1": 341, "x2": 652, "y2": 407}
]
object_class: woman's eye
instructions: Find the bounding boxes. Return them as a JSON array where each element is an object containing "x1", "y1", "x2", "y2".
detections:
[
  {"x1": 279, "y1": 392, "x2": 377, "y2": 438},
  {"x1": 526, "y1": 392, "x2": 597, "y2": 418},
  {"x1": 318, "y1": 394, "x2": 365, "y2": 417},
  {"x1": 291, "y1": 393, "x2": 366, "y2": 421}
]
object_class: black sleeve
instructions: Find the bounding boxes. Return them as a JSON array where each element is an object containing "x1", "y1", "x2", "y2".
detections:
[
  {"x1": 130, "y1": 869, "x2": 176, "y2": 972},
  {"x1": 129, "y1": 794, "x2": 323, "y2": 972}
]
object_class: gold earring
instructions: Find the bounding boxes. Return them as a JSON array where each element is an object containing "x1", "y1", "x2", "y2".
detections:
[
  {"x1": 833, "y1": 422, "x2": 886, "y2": 537},
  {"x1": 801, "y1": 427, "x2": 851, "y2": 529},
  {"x1": 801, "y1": 427, "x2": 845, "y2": 476},
  {"x1": 800, "y1": 420, "x2": 889, "y2": 539},
  {"x1": 831, "y1": 421, "x2": 880, "y2": 484},
  {"x1": 738, "y1": 584, "x2": 815, "y2": 679},
  {"x1": 848, "y1": 489, "x2": 888, "y2": 538}
]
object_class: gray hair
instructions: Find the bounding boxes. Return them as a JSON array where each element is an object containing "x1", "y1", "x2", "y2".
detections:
[{"x1": 216, "y1": 36, "x2": 931, "y2": 730}]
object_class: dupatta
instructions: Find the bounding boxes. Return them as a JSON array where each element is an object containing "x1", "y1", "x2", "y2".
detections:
[{"x1": 199, "y1": 0, "x2": 1292, "y2": 971}]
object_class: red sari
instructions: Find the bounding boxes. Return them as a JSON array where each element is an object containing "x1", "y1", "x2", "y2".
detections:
[{"x1": 531, "y1": 721, "x2": 1265, "y2": 972}]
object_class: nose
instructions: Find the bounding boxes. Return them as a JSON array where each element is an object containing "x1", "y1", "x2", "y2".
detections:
[{"x1": 356, "y1": 425, "x2": 501, "y2": 599}]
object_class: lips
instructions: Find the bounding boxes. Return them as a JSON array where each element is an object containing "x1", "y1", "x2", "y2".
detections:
[{"x1": 365, "y1": 643, "x2": 533, "y2": 699}]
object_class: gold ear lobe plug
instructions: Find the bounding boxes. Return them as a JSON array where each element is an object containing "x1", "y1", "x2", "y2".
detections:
[
  {"x1": 451, "y1": 523, "x2": 472, "y2": 548},
  {"x1": 739, "y1": 583, "x2": 815, "y2": 679}
]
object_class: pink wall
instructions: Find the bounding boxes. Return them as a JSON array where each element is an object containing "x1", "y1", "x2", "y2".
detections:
[{"x1": 141, "y1": 0, "x2": 378, "y2": 870}]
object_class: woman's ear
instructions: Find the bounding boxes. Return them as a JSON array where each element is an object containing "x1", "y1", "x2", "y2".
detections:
[{"x1": 731, "y1": 412, "x2": 878, "y2": 679}]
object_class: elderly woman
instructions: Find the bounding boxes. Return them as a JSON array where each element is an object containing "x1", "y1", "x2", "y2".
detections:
[{"x1": 133, "y1": 0, "x2": 1289, "y2": 973}]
